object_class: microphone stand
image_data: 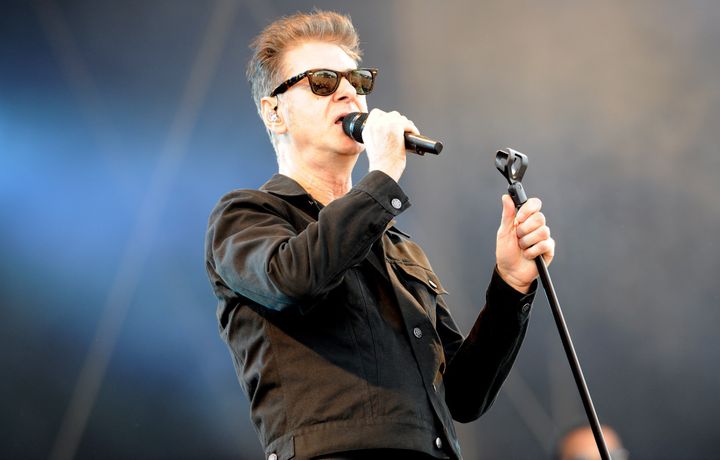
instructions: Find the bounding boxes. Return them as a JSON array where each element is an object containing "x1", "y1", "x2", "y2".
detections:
[{"x1": 495, "y1": 148, "x2": 611, "y2": 460}]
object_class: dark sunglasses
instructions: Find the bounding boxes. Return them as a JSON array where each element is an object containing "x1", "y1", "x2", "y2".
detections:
[{"x1": 270, "y1": 68, "x2": 378, "y2": 97}]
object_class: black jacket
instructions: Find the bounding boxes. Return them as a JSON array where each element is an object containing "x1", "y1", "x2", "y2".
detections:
[{"x1": 205, "y1": 171, "x2": 536, "y2": 460}]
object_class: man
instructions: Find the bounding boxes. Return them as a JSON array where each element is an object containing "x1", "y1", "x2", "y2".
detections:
[{"x1": 205, "y1": 10, "x2": 554, "y2": 460}]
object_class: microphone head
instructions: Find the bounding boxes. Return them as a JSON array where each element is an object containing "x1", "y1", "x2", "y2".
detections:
[{"x1": 341, "y1": 112, "x2": 368, "y2": 143}]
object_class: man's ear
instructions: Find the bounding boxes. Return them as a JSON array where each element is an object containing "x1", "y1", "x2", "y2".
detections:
[{"x1": 261, "y1": 96, "x2": 286, "y2": 134}]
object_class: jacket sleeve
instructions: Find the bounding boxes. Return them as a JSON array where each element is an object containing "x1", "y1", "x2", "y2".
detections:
[
  {"x1": 206, "y1": 171, "x2": 409, "y2": 313},
  {"x1": 439, "y1": 267, "x2": 537, "y2": 423}
]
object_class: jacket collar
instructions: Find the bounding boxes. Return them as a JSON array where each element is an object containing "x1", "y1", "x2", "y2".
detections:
[
  {"x1": 259, "y1": 173, "x2": 412, "y2": 239},
  {"x1": 259, "y1": 174, "x2": 311, "y2": 198}
]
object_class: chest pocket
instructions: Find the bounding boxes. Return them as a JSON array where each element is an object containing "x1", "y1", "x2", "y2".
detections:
[{"x1": 389, "y1": 258, "x2": 448, "y2": 326}]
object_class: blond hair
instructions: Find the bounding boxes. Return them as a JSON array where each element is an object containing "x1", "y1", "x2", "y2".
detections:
[{"x1": 247, "y1": 10, "x2": 362, "y2": 117}]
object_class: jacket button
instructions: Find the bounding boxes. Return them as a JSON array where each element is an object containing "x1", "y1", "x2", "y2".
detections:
[
  {"x1": 428, "y1": 278, "x2": 438, "y2": 289},
  {"x1": 391, "y1": 198, "x2": 402, "y2": 209},
  {"x1": 435, "y1": 437, "x2": 443, "y2": 449},
  {"x1": 413, "y1": 327, "x2": 423, "y2": 339},
  {"x1": 267, "y1": 454, "x2": 277, "y2": 460},
  {"x1": 522, "y1": 302, "x2": 531, "y2": 313}
]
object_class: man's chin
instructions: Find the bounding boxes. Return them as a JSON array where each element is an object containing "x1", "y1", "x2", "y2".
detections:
[
  {"x1": 334, "y1": 136, "x2": 364, "y2": 156},
  {"x1": 335, "y1": 147, "x2": 363, "y2": 158}
]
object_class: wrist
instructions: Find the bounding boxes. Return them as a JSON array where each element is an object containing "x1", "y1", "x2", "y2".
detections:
[
  {"x1": 369, "y1": 164, "x2": 403, "y2": 183},
  {"x1": 496, "y1": 267, "x2": 532, "y2": 294}
]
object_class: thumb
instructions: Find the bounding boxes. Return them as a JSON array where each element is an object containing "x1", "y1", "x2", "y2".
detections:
[{"x1": 498, "y1": 194, "x2": 517, "y2": 236}]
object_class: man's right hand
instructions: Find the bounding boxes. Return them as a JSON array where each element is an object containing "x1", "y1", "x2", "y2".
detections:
[{"x1": 363, "y1": 108, "x2": 419, "y2": 183}]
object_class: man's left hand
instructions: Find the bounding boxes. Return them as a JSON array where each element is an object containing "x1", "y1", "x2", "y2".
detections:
[{"x1": 495, "y1": 194, "x2": 555, "y2": 294}]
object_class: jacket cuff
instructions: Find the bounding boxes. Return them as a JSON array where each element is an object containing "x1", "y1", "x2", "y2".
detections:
[
  {"x1": 486, "y1": 266, "x2": 537, "y2": 322},
  {"x1": 353, "y1": 171, "x2": 411, "y2": 216}
]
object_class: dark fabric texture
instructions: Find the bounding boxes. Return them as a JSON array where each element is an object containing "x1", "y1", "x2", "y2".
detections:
[
  {"x1": 205, "y1": 171, "x2": 536, "y2": 460},
  {"x1": 312, "y1": 448, "x2": 439, "y2": 459}
]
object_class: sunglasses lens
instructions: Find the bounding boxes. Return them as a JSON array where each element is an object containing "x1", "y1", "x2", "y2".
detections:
[
  {"x1": 305, "y1": 69, "x2": 376, "y2": 96},
  {"x1": 349, "y1": 69, "x2": 375, "y2": 95},
  {"x1": 309, "y1": 70, "x2": 340, "y2": 96}
]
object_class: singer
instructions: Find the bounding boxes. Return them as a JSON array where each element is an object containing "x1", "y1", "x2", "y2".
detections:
[{"x1": 205, "y1": 10, "x2": 554, "y2": 460}]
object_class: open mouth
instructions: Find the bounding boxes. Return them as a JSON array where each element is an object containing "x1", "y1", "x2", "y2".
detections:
[{"x1": 335, "y1": 114, "x2": 348, "y2": 125}]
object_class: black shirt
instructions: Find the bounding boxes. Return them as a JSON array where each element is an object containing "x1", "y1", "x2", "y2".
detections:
[{"x1": 205, "y1": 171, "x2": 536, "y2": 460}]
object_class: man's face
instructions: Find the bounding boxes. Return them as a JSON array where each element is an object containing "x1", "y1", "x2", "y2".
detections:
[{"x1": 276, "y1": 41, "x2": 369, "y2": 157}]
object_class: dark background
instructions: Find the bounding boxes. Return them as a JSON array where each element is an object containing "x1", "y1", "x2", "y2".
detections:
[{"x1": 2, "y1": 1, "x2": 719, "y2": 459}]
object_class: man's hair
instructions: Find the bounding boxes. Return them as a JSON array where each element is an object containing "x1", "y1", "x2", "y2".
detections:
[{"x1": 247, "y1": 10, "x2": 362, "y2": 117}]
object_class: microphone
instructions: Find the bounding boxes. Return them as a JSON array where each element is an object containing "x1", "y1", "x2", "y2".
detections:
[{"x1": 342, "y1": 112, "x2": 443, "y2": 155}]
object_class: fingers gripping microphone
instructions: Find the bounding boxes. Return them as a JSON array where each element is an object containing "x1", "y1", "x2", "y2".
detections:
[{"x1": 342, "y1": 112, "x2": 443, "y2": 155}]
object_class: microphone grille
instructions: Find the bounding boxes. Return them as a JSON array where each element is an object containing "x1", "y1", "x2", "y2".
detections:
[{"x1": 341, "y1": 112, "x2": 368, "y2": 143}]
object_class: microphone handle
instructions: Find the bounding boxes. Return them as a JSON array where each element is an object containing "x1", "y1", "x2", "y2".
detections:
[{"x1": 405, "y1": 132, "x2": 443, "y2": 156}]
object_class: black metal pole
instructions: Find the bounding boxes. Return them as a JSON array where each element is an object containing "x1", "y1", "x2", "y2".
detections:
[
  {"x1": 497, "y1": 149, "x2": 610, "y2": 460},
  {"x1": 534, "y1": 257, "x2": 610, "y2": 460}
]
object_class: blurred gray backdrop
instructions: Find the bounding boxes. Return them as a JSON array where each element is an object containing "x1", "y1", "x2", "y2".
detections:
[{"x1": 2, "y1": 1, "x2": 719, "y2": 459}]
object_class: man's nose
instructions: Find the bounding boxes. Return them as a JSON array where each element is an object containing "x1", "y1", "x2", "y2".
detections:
[{"x1": 333, "y1": 75, "x2": 358, "y2": 101}]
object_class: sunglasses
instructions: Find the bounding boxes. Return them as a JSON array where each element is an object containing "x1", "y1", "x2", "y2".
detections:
[{"x1": 270, "y1": 68, "x2": 378, "y2": 97}]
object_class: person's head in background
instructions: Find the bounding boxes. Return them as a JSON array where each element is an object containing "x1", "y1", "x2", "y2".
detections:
[{"x1": 555, "y1": 424, "x2": 628, "y2": 460}]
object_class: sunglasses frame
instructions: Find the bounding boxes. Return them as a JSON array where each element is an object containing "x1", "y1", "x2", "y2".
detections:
[{"x1": 270, "y1": 68, "x2": 378, "y2": 97}]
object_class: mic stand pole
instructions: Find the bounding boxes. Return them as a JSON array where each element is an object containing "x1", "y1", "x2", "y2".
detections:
[{"x1": 495, "y1": 148, "x2": 611, "y2": 460}]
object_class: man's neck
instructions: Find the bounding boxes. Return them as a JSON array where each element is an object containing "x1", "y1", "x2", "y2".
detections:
[{"x1": 277, "y1": 148, "x2": 357, "y2": 205}]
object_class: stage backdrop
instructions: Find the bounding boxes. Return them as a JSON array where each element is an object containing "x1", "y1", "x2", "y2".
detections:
[{"x1": 2, "y1": 1, "x2": 718, "y2": 458}]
